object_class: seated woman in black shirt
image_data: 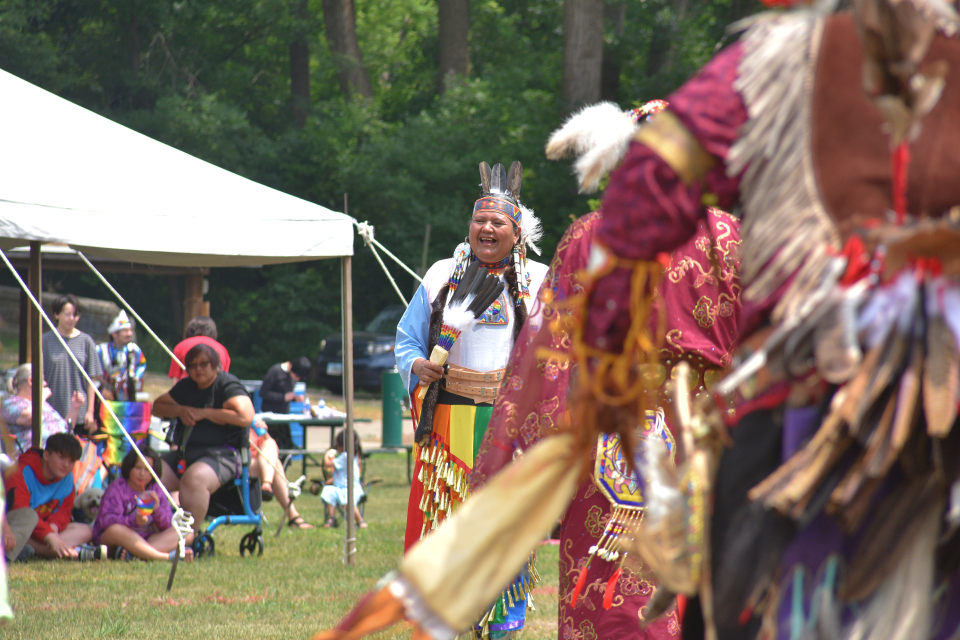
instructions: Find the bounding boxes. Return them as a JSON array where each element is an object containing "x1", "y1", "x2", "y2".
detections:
[{"x1": 153, "y1": 343, "x2": 254, "y2": 534}]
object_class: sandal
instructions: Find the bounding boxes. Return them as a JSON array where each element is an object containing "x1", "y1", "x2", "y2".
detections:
[
  {"x1": 113, "y1": 546, "x2": 134, "y2": 562},
  {"x1": 323, "y1": 517, "x2": 337, "y2": 529},
  {"x1": 261, "y1": 483, "x2": 274, "y2": 502},
  {"x1": 288, "y1": 516, "x2": 315, "y2": 530},
  {"x1": 169, "y1": 547, "x2": 195, "y2": 562},
  {"x1": 358, "y1": 519, "x2": 368, "y2": 529}
]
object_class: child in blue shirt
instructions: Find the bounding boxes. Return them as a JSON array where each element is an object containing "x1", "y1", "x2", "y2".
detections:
[{"x1": 321, "y1": 429, "x2": 366, "y2": 529}]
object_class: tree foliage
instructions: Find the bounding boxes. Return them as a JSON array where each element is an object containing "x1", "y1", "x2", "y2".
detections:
[{"x1": 0, "y1": 0, "x2": 760, "y2": 378}]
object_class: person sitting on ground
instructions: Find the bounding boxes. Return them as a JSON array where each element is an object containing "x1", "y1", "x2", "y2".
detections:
[
  {"x1": 153, "y1": 344, "x2": 254, "y2": 536},
  {"x1": 1, "y1": 364, "x2": 83, "y2": 452},
  {"x1": 92, "y1": 446, "x2": 193, "y2": 561},
  {"x1": 3, "y1": 432, "x2": 102, "y2": 561},
  {"x1": 168, "y1": 316, "x2": 231, "y2": 380},
  {"x1": 42, "y1": 294, "x2": 101, "y2": 435},
  {"x1": 250, "y1": 418, "x2": 313, "y2": 529},
  {"x1": 321, "y1": 429, "x2": 366, "y2": 529},
  {"x1": 96, "y1": 310, "x2": 147, "y2": 402},
  {"x1": 258, "y1": 356, "x2": 311, "y2": 451}
]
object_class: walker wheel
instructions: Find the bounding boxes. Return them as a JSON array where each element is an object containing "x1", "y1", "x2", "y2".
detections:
[
  {"x1": 239, "y1": 532, "x2": 264, "y2": 557},
  {"x1": 310, "y1": 481, "x2": 322, "y2": 495},
  {"x1": 194, "y1": 533, "x2": 215, "y2": 559}
]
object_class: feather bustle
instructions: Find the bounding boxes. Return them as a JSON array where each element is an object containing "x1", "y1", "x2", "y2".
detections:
[{"x1": 923, "y1": 315, "x2": 959, "y2": 437}]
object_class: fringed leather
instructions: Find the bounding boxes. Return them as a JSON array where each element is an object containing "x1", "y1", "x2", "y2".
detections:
[
  {"x1": 415, "y1": 285, "x2": 451, "y2": 445},
  {"x1": 728, "y1": 11, "x2": 843, "y2": 324}
]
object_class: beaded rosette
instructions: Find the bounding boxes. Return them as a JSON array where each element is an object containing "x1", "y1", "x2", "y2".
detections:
[{"x1": 570, "y1": 409, "x2": 676, "y2": 609}]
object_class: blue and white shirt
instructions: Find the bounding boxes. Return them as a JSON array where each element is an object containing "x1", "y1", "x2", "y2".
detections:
[
  {"x1": 395, "y1": 257, "x2": 548, "y2": 393},
  {"x1": 96, "y1": 341, "x2": 147, "y2": 401}
]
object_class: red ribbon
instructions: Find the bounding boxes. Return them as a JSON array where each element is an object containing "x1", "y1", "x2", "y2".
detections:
[
  {"x1": 570, "y1": 565, "x2": 589, "y2": 608},
  {"x1": 838, "y1": 235, "x2": 870, "y2": 286},
  {"x1": 602, "y1": 568, "x2": 622, "y2": 610},
  {"x1": 891, "y1": 142, "x2": 910, "y2": 224}
]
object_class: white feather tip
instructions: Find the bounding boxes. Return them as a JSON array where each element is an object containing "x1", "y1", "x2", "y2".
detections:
[
  {"x1": 519, "y1": 203, "x2": 543, "y2": 255},
  {"x1": 544, "y1": 102, "x2": 639, "y2": 193}
]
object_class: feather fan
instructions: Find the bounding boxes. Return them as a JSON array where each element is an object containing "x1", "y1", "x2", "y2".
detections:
[{"x1": 417, "y1": 262, "x2": 505, "y2": 400}]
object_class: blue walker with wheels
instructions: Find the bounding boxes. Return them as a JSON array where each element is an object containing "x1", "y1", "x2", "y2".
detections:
[{"x1": 190, "y1": 426, "x2": 264, "y2": 558}]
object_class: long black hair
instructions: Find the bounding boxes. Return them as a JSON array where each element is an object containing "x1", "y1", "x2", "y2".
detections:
[{"x1": 120, "y1": 445, "x2": 163, "y2": 482}]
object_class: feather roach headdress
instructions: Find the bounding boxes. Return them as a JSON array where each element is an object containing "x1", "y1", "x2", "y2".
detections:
[
  {"x1": 475, "y1": 160, "x2": 543, "y2": 256},
  {"x1": 449, "y1": 161, "x2": 541, "y2": 306}
]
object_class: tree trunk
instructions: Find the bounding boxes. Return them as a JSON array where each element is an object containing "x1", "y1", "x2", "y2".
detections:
[
  {"x1": 647, "y1": 0, "x2": 690, "y2": 77},
  {"x1": 437, "y1": 0, "x2": 470, "y2": 93},
  {"x1": 290, "y1": 0, "x2": 311, "y2": 127},
  {"x1": 127, "y1": 12, "x2": 146, "y2": 109},
  {"x1": 562, "y1": 0, "x2": 604, "y2": 111},
  {"x1": 128, "y1": 12, "x2": 140, "y2": 76},
  {"x1": 322, "y1": 0, "x2": 374, "y2": 100},
  {"x1": 167, "y1": 275, "x2": 183, "y2": 340},
  {"x1": 601, "y1": 2, "x2": 625, "y2": 102}
]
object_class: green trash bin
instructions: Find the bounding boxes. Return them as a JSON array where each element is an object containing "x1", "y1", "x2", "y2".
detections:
[{"x1": 381, "y1": 368, "x2": 406, "y2": 448}]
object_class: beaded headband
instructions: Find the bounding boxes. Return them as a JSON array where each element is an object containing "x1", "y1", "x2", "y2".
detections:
[{"x1": 473, "y1": 196, "x2": 522, "y2": 226}]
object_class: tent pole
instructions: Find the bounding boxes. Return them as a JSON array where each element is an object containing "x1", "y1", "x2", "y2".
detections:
[
  {"x1": 18, "y1": 286, "x2": 29, "y2": 365},
  {"x1": 29, "y1": 242, "x2": 42, "y2": 447},
  {"x1": 183, "y1": 272, "x2": 204, "y2": 332},
  {"x1": 342, "y1": 252, "x2": 356, "y2": 565}
]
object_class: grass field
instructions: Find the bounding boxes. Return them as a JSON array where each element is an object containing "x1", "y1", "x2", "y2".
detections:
[{"x1": 3, "y1": 453, "x2": 561, "y2": 640}]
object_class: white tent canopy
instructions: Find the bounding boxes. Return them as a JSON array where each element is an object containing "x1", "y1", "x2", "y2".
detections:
[
  {"x1": 1, "y1": 68, "x2": 363, "y2": 564},
  {"x1": 0, "y1": 68, "x2": 353, "y2": 267}
]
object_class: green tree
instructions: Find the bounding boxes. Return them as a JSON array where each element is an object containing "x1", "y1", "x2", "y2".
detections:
[{"x1": 0, "y1": 0, "x2": 762, "y2": 375}]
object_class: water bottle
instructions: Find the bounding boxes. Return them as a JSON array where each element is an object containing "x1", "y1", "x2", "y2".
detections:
[{"x1": 303, "y1": 397, "x2": 311, "y2": 415}]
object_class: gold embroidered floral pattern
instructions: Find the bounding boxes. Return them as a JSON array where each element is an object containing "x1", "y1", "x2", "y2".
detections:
[
  {"x1": 666, "y1": 610, "x2": 680, "y2": 635},
  {"x1": 519, "y1": 396, "x2": 560, "y2": 445},
  {"x1": 658, "y1": 208, "x2": 743, "y2": 363},
  {"x1": 584, "y1": 505, "x2": 606, "y2": 538},
  {"x1": 669, "y1": 257, "x2": 719, "y2": 288},
  {"x1": 693, "y1": 296, "x2": 715, "y2": 328},
  {"x1": 618, "y1": 567, "x2": 655, "y2": 597},
  {"x1": 490, "y1": 400, "x2": 519, "y2": 438},
  {"x1": 580, "y1": 617, "x2": 598, "y2": 639}
]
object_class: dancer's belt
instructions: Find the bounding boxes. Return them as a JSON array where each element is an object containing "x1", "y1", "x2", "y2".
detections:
[{"x1": 442, "y1": 364, "x2": 506, "y2": 403}]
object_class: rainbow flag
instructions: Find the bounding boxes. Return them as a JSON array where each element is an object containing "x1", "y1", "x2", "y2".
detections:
[{"x1": 98, "y1": 401, "x2": 151, "y2": 467}]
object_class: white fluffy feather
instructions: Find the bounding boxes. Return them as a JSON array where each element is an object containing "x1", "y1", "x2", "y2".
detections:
[
  {"x1": 518, "y1": 203, "x2": 543, "y2": 255},
  {"x1": 442, "y1": 295, "x2": 480, "y2": 331},
  {"x1": 545, "y1": 101, "x2": 638, "y2": 193}
]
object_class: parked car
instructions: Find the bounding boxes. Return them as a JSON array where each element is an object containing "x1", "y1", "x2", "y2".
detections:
[{"x1": 314, "y1": 305, "x2": 405, "y2": 394}]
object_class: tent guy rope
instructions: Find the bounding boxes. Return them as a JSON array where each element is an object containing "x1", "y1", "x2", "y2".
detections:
[
  {"x1": 0, "y1": 248, "x2": 191, "y2": 565},
  {"x1": 76, "y1": 251, "x2": 186, "y2": 372},
  {"x1": 353, "y1": 220, "x2": 423, "y2": 308},
  {"x1": 358, "y1": 224, "x2": 408, "y2": 307}
]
